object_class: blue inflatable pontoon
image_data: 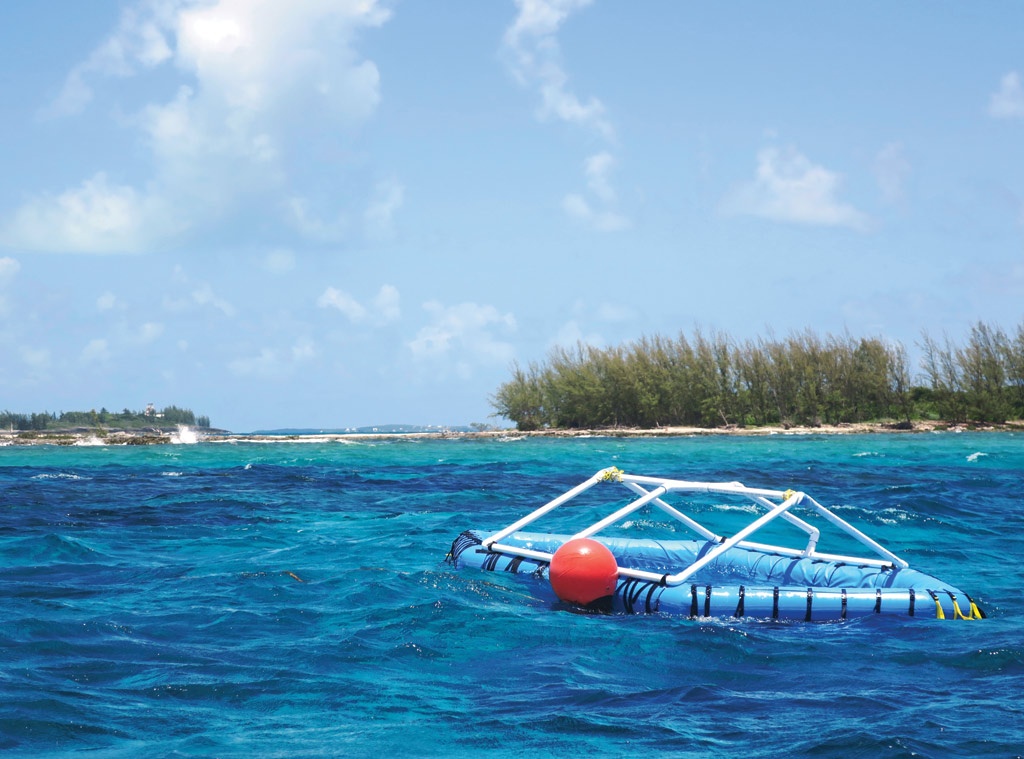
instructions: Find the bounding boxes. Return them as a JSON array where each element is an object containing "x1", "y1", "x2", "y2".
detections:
[{"x1": 447, "y1": 467, "x2": 985, "y2": 621}]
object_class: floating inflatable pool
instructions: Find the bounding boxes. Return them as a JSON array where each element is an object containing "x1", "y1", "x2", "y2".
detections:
[{"x1": 447, "y1": 467, "x2": 985, "y2": 621}]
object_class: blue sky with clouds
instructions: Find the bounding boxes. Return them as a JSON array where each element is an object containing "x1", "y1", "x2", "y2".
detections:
[{"x1": 1, "y1": 1, "x2": 1022, "y2": 432}]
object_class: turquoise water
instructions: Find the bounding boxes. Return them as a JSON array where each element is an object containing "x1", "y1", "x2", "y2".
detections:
[{"x1": 2, "y1": 433, "x2": 1022, "y2": 757}]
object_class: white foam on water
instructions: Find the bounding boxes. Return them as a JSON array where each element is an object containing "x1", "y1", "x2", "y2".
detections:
[{"x1": 170, "y1": 425, "x2": 200, "y2": 444}]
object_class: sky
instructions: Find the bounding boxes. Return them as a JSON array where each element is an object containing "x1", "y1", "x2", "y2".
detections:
[{"x1": 1, "y1": 1, "x2": 1023, "y2": 432}]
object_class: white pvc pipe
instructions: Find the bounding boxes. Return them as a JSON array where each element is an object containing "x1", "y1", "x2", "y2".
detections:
[
  {"x1": 481, "y1": 469, "x2": 607, "y2": 548},
  {"x1": 662, "y1": 492, "x2": 803, "y2": 586},
  {"x1": 571, "y1": 486, "x2": 668, "y2": 539}
]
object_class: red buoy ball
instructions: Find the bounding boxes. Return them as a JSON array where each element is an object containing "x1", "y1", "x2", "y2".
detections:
[{"x1": 549, "y1": 538, "x2": 619, "y2": 606}]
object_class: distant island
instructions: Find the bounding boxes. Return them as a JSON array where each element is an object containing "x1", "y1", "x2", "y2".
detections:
[
  {"x1": 0, "y1": 418, "x2": 511, "y2": 446},
  {"x1": 1, "y1": 405, "x2": 211, "y2": 435},
  {"x1": 250, "y1": 424, "x2": 491, "y2": 435},
  {"x1": 490, "y1": 322, "x2": 1024, "y2": 432},
  {"x1": 6, "y1": 316, "x2": 1024, "y2": 446}
]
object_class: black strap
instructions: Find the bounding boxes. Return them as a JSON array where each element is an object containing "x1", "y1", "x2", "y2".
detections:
[
  {"x1": 704, "y1": 585, "x2": 712, "y2": 617},
  {"x1": 805, "y1": 587, "x2": 813, "y2": 622},
  {"x1": 772, "y1": 586, "x2": 780, "y2": 619},
  {"x1": 446, "y1": 530, "x2": 482, "y2": 563},
  {"x1": 908, "y1": 588, "x2": 916, "y2": 617},
  {"x1": 618, "y1": 577, "x2": 634, "y2": 614},
  {"x1": 734, "y1": 585, "x2": 745, "y2": 618},
  {"x1": 841, "y1": 588, "x2": 848, "y2": 620},
  {"x1": 695, "y1": 540, "x2": 719, "y2": 561},
  {"x1": 645, "y1": 582, "x2": 660, "y2": 613},
  {"x1": 481, "y1": 551, "x2": 500, "y2": 571},
  {"x1": 874, "y1": 588, "x2": 882, "y2": 614},
  {"x1": 690, "y1": 584, "x2": 699, "y2": 618}
]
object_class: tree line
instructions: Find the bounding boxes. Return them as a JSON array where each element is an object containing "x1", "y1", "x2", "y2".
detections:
[
  {"x1": 0, "y1": 406, "x2": 211, "y2": 432},
  {"x1": 490, "y1": 321, "x2": 1024, "y2": 431}
]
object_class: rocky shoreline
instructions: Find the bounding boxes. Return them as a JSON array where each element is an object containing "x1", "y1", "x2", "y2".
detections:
[{"x1": 2, "y1": 419, "x2": 1023, "y2": 447}]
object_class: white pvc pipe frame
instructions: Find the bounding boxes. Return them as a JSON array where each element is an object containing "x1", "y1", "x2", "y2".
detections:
[{"x1": 481, "y1": 467, "x2": 909, "y2": 588}]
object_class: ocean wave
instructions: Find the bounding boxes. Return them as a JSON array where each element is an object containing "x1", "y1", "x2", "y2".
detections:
[
  {"x1": 73, "y1": 435, "x2": 107, "y2": 447},
  {"x1": 169, "y1": 425, "x2": 199, "y2": 445},
  {"x1": 30, "y1": 471, "x2": 90, "y2": 481},
  {"x1": 0, "y1": 434, "x2": 1019, "y2": 757}
]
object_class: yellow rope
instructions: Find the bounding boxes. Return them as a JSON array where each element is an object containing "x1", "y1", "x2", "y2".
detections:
[
  {"x1": 601, "y1": 466, "x2": 624, "y2": 483},
  {"x1": 951, "y1": 596, "x2": 982, "y2": 620},
  {"x1": 952, "y1": 598, "x2": 971, "y2": 620}
]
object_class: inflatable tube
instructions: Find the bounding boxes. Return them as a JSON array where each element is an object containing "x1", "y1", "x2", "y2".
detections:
[{"x1": 447, "y1": 530, "x2": 984, "y2": 621}]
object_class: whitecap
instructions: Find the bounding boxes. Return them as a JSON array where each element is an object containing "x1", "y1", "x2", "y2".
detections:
[
  {"x1": 966, "y1": 452, "x2": 987, "y2": 462},
  {"x1": 713, "y1": 503, "x2": 759, "y2": 514},
  {"x1": 876, "y1": 507, "x2": 912, "y2": 525},
  {"x1": 74, "y1": 435, "x2": 106, "y2": 446},
  {"x1": 170, "y1": 425, "x2": 200, "y2": 444}
]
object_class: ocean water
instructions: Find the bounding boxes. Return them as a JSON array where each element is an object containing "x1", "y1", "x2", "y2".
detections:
[{"x1": 1, "y1": 432, "x2": 1022, "y2": 758}]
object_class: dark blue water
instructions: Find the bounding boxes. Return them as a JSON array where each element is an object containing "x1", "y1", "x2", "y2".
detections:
[{"x1": 2, "y1": 433, "x2": 1022, "y2": 757}]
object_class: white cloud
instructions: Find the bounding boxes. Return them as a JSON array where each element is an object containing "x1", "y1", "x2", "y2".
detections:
[
  {"x1": 12, "y1": 0, "x2": 392, "y2": 254},
  {"x1": 292, "y1": 337, "x2": 316, "y2": 361},
  {"x1": 548, "y1": 319, "x2": 603, "y2": 351},
  {"x1": 407, "y1": 301, "x2": 517, "y2": 377},
  {"x1": 562, "y1": 193, "x2": 628, "y2": 231},
  {"x1": 287, "y1": 197, "x2": 349, "y2": 243},
  {"x1": 20, "y1": 346, "x2": 51, "y2": 371},
  {"x1": 547, "y1": 299, "x2": 633, "y2": 350},
  {"x1": 190, "y1": 283, "x2": 236, "y2": 316},
  {"x1": 563, "y1": 151, "x2": 629, "y2": 230},
  {"x1": 721, "y1": 146, "x2": 869, "y2": 230},
  {"x1": 372, "y1": 284, "x2": 401, "y2": 323},
  {"x1": 595, "y1": 302, "x2": 635, "y2": 322},
  {"x1": 318, "y1": 284, "x2": 400, "y2": 325},
  {"x1": 873, "y1": 142, "x2": 911, "y2": 205},
  {"x1": 135, "y1": 321, "x2": 165, "y2": 344},
  {"x1": 503, "y1": 0, "x2": 612, "y2": 139},
  {"x1": 229, "y1": 337, "x2": 317, "y2": 378},
  {"x1": 261, "y1": 248, "x2": 295, "y2": 274},
  {"x1": 228, "y1": 347, "x2": 280, "y2": 377},
  {"x1": 989, "y1": 71, "x2": 1024, "y2": 119},
  {"x1": 81, "y1": 338, "x2": 112, "y2": 363},
  {"x1": 175, "y1": 0, "x2": 387, "y2": 124},
  {"x1": 584, "y1": 152, "x2": 616, "y2": 202},
  {"x1": 364, "y1": 179, "x2": 404, "y2": 240},
  {"x1": 228, "y1": 336, "x2": 319, "y2": 378},
  {"x1": 0, "y1": 257, "x2": 19, "y2": 284},
  {"x1": 163, "y1": 272, "x2": 236, "y2": 316},
  {"x1": 317, "y1": 286, "x2": 367, "y2": 322},
  {"x1": 503, "y1": 4, "x2": 629, "y2": 232},
  {"x1": 1, "y1": 173, "x2": 176, "y2": 254},
  {"x1": 97, "y1": 291, "x2": 119, "y2": 311},
  {"x1": 46, "y1": 0, "x2": 175, "y2": 117},
  {"x1": 148, "y1": 0, "x2": 388, "y2": 190}
]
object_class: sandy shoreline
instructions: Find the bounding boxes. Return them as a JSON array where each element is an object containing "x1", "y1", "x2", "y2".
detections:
[{"x1": 1, "y1": 419, "x2": 1022, "y2": 446}]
